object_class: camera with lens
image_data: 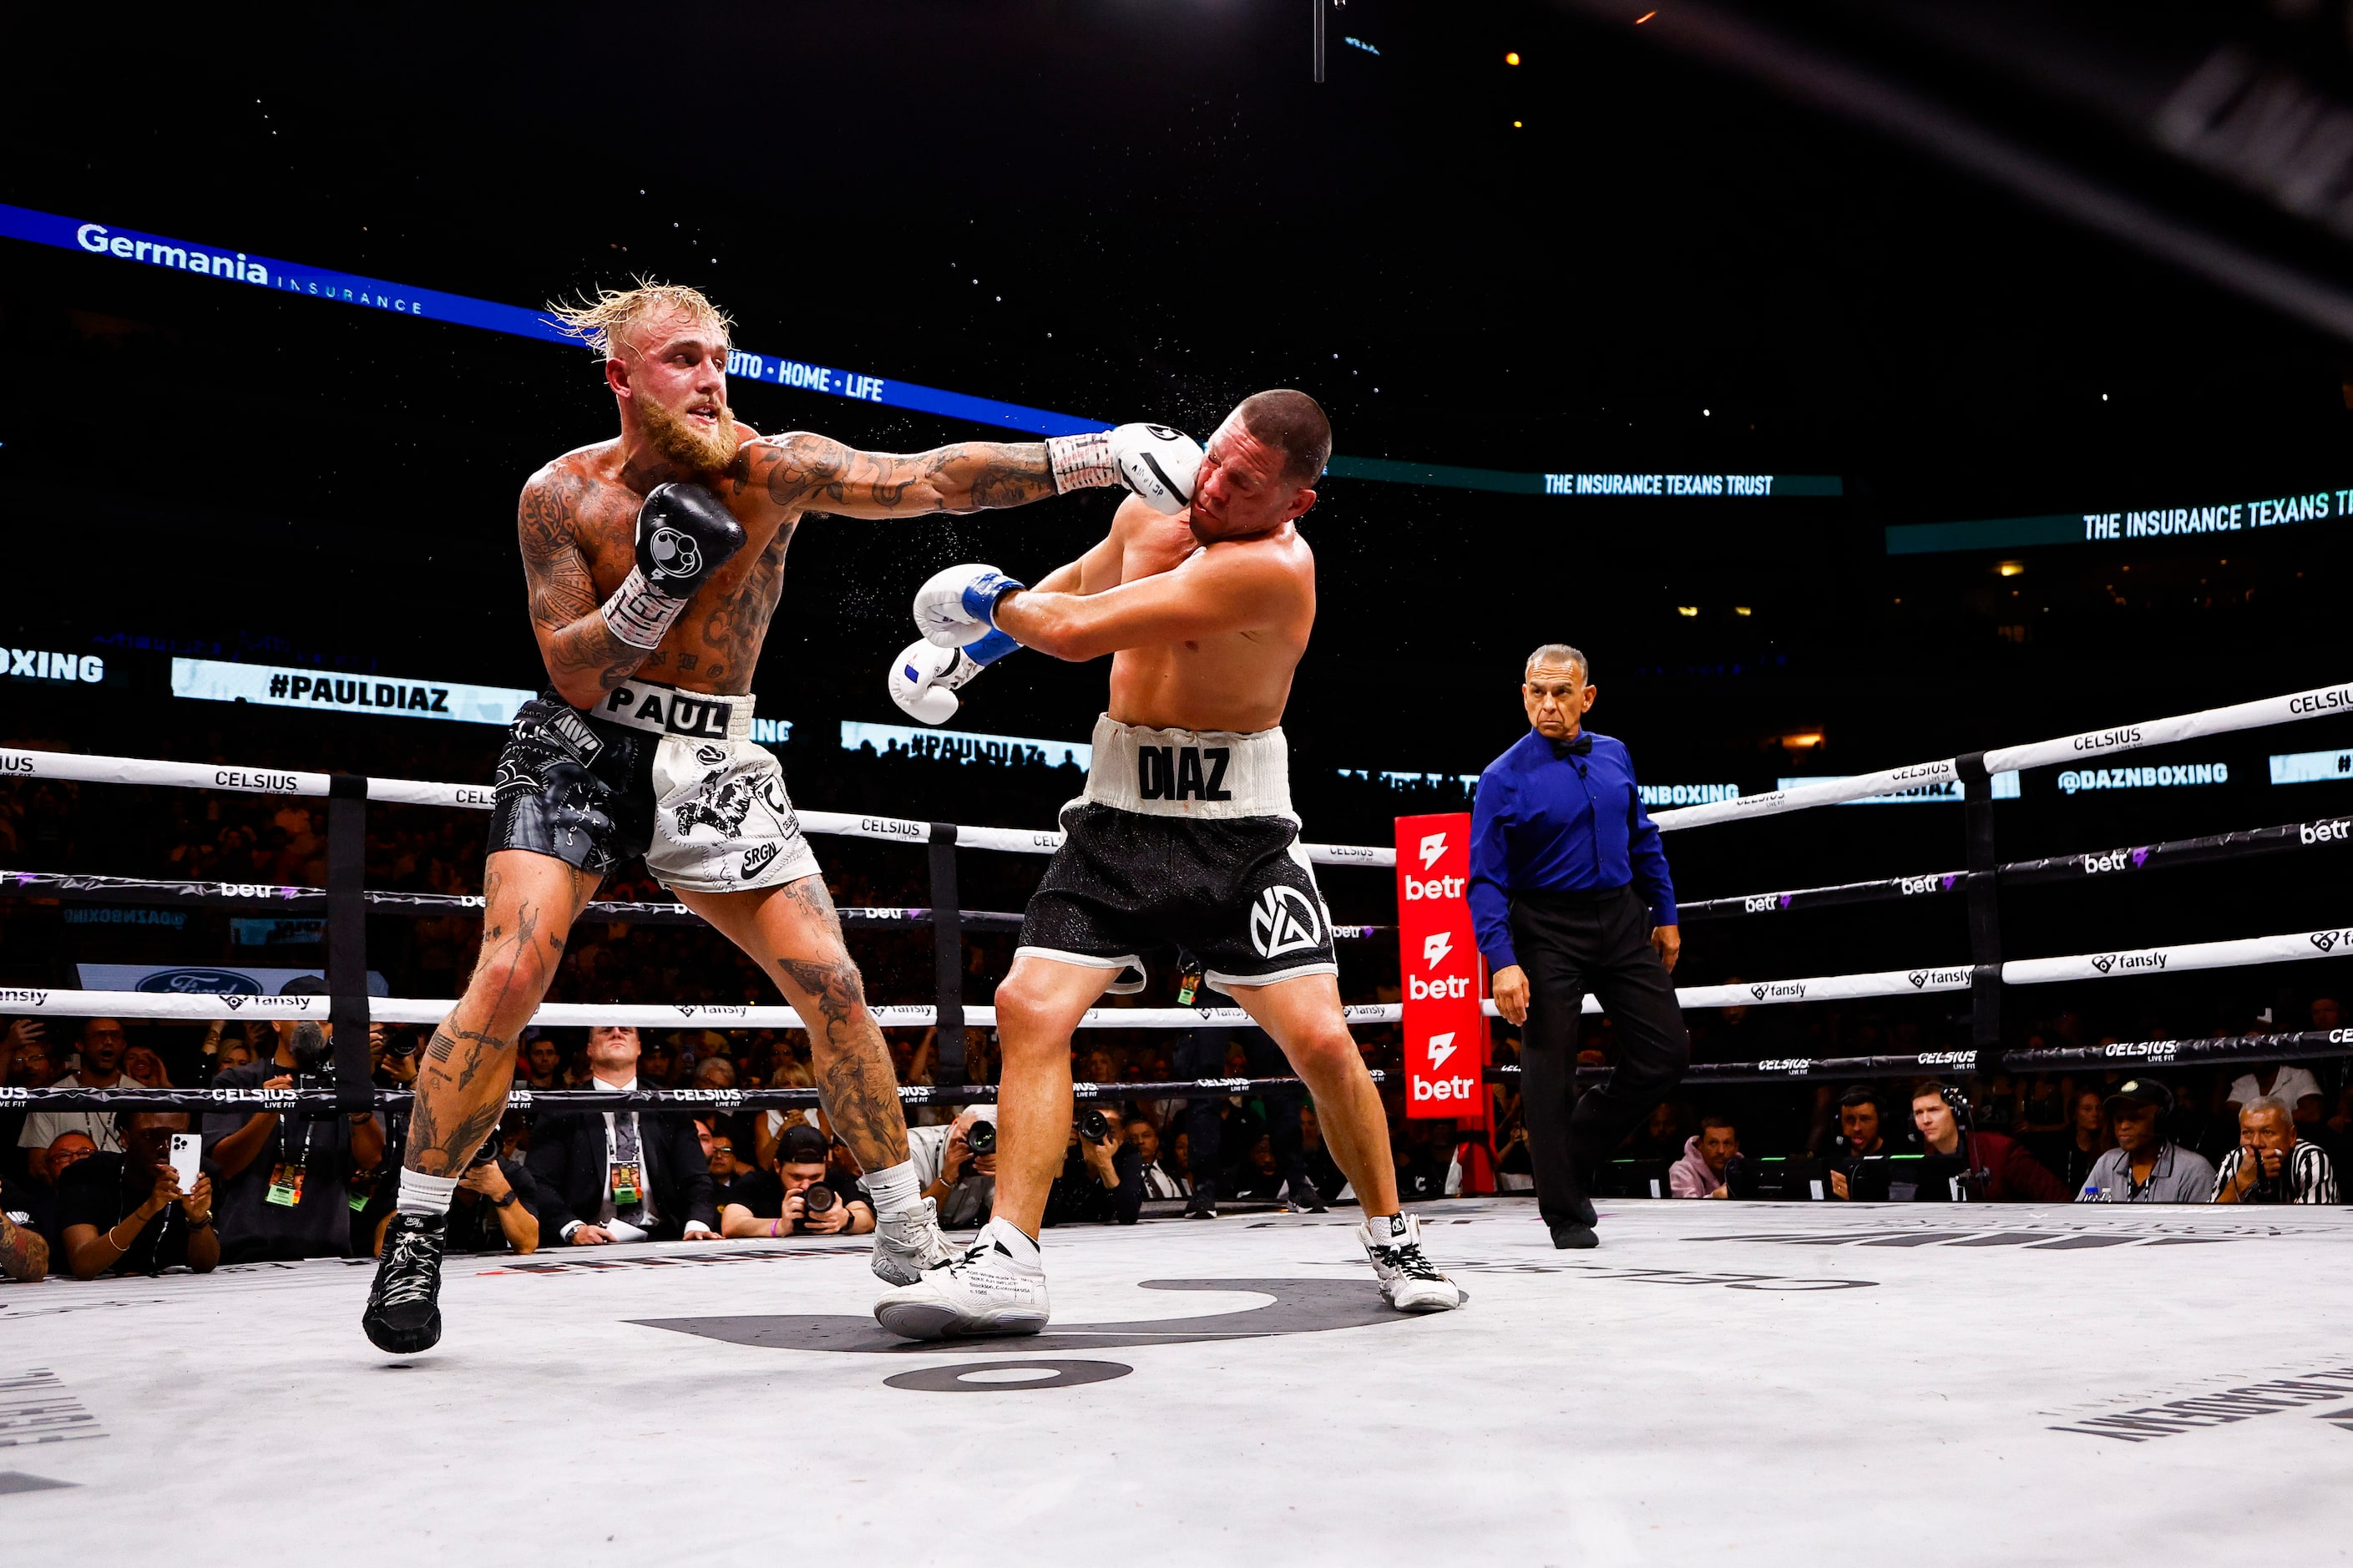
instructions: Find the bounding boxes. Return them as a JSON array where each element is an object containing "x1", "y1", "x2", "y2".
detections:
[
  {"x1": 1077, "y1": 1107, "x2": 1111, "y2": 1143},
  {"x1": 801, "y1": 1181, "x2": 839, "y2": 1216},
  {"x1": 288, "y1": 1020, "x2": 335, "y2": 1077},
  {"x1": 964, "y1": 1116, "x2": 998, "y2": 1156},
  {"x1": 468, "y1": 1132, "x2": 503, "y2": 1170}
]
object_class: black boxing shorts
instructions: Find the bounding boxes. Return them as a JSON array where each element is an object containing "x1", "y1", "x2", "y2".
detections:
[
  {"x1": 1015, "y1": 716, "x2": 1337, "y2": 995},
  {"x1": 487, "y1": 681, "x2": 818, "y2": 893}
]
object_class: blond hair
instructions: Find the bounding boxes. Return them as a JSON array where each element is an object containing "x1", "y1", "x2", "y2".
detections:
[{"x1": 545, "y1": 281, "x2": 731, "y2": 361}]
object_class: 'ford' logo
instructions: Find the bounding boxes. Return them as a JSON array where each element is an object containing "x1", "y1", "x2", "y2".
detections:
[{"x1": 135, "y1": 969, "x2": 266, "y2": 995}]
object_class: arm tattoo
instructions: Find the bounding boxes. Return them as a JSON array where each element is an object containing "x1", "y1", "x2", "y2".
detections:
[
  {"x1": 749, "y1": 433, "x2": 1054, "y2": 516},
  {"x1": 519, "y1": 469, "x2": 650, "y2": 694},
  {"x1": 0, "y1": 1216, "x2": 47, "y2": 1282}
]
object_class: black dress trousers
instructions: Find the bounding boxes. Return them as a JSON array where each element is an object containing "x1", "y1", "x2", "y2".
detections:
[{"x1": 1510, "y1": 884, "x2": 1689, "y2": 1231}]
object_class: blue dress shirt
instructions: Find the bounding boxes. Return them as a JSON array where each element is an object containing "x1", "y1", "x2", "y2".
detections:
[{"x1": 1468, "y1": 727, "x2": 1678, "y2": 970}]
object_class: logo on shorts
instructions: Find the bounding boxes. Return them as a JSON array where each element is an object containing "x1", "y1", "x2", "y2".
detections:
[
  {"x1": 741, "y1": 843, "x2": 781, "y2": 880},
  {"x1": 696, "y1": 744, "x2": 728, "y2": 766},
  {"x1": 1249, "y1": 885, "x2": 1324, "y2": 959},
  {"x1": 676, "y1": 768, "x2": 759, "y2": 837}
]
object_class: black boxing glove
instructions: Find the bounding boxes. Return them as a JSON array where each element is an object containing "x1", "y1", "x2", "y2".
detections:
[{"x1": 599, "y1": 483, "x2": 747, "y2": 650}]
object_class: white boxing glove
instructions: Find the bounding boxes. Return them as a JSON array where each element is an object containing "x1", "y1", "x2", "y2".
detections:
[
  {"x1": 914, "y1": 563, "x2": 1027, "y2": 648},
  {"x1": 888, "y1": 630, "x2": 1017, "y2": 726},
  {"x1": 1045, "y1": 422, "x2": 1202, "y2": 515},
  {"x1": 1108, "y1": 423, "x2": 1202, "y2": 514}
]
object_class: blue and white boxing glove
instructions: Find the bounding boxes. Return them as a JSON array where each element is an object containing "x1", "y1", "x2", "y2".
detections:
[
  {"x1": 914, "y1": 563, "x2": 1027, "y2": 648},
  {"x1": 888, "y1": 630, "x2": 1018, "y2": 726}
]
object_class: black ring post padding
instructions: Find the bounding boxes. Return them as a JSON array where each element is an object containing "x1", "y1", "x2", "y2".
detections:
[
  {"x1": 326, "y1": 776, "x2": 374, "y2": 1111},
  {"x1": 928, "y1": 822, "x2": 965, "y2": 1080},
  {"x1": 1953, "y1": 751, "x2": 2003, "y2": 1050}
]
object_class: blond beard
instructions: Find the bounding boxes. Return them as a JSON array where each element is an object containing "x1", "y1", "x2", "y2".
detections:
[{"x1": 638, "y1": 394, "x2": 741, "y2": 475}]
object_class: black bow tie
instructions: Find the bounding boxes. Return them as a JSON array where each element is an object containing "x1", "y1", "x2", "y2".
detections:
[{"x1": 1549, "y1": 733, "x2": 1592, "y2": 759}]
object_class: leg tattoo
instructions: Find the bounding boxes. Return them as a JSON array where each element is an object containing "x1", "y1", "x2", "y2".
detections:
[{"x1": 777, "y1": 953, "x2": 911, "y2": 1172}]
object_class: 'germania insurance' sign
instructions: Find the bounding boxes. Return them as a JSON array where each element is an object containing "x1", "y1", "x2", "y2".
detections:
[{"x1": 172, "y1": 658, "x2": 532, "y2": 727}]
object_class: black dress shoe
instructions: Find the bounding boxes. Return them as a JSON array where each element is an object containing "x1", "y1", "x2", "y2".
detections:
[{"x1": 1550, "y1": 1222, "x2": 1600, "y2": 1250}]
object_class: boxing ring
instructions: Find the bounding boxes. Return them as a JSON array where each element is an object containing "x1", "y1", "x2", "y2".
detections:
[{"x1": 5, "y1": 680, "x2": 2353, "y2": 1562}]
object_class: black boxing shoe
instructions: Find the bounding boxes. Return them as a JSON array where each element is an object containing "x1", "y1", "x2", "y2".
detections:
[
  {"x1": 1283, "y1": 1173, "x2": 1327, "y2": 1214},
  {"x1": 363, "y1": 1212, "x2": 447, "y2": 1354},
  {"x1": 1551, "y1": 1222, "x2": 1600, "y2": 1251}
]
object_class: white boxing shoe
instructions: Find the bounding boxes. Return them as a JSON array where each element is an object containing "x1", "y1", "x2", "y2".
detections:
[
  {"x1": 869, "y1": 1197, "x2": 955, "y2": 1287},
  {"x1": 874, "y1": 1218, "x2": 1050, "y2": 1340},
  {"x1": 1358, "y1": 1212, "x2": 1468, "y2": 1313}
]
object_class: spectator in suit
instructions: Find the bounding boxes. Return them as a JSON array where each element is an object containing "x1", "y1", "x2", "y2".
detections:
[
  {"x1": 527, "y1": 1024, "x2": 720, "y2": 1246},
  {"x1": 1126, "y1": 1116, "x2": 1189, "y2": 1199}
]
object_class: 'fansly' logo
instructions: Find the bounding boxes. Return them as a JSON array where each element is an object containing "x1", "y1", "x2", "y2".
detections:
[
  {"x1": 2312, "y1": 931, "x2": 2344, "y2": 953},
  {"x1": 2089, "y1": 953, "x2": 2118, "y2": 974}
]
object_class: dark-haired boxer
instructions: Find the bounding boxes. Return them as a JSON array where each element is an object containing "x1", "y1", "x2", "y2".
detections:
[
  {"x1": 363, "y1": 281, "x2": 1189, "y2": 1353},
  {"x1": 874, "y1": 389, "x2": 1465, "y2": 1338}
]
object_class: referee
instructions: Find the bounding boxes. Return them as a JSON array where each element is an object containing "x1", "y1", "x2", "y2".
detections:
[{"x1": 1470, "y1": 645, "x2": 1688, "y2": 1250}]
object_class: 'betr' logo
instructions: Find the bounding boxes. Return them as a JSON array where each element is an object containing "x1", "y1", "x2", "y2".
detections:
[
  {"x1": 1422, "y1": 931, "x2": 1452, "y2": 969},
  {"x1": 1419, "y1": 831, "x2": 1448, "y2": 868},
  {"x1": 1425, "y1": 1032, "x2": 1458, "y2": 1070}
]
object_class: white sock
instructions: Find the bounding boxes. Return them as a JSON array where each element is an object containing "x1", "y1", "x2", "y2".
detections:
[
  {"x1": 864, "y1": 1161, "x2": 922, "y2": 1218},
  {"x1": 984, "y1": 1216, "x2": 1044, "y2": 1273},
  {"x1": 397, "y1": 1170, "x2": 458, "y2": 1217}
]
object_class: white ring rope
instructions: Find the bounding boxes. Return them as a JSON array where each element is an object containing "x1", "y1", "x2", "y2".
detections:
[
  {"x1": 0, "y1": 748, "x2": 1394, "y2": 867},
  {"x1": 1648, "y1": 677, "x2": 2353, "y2": 831},
  {"x1": 11, "y1": 922, "x2": 2345, "y2": 1030},
  {"x1": 5, "y1": 673, "x2": 2348, "y2": 857}
]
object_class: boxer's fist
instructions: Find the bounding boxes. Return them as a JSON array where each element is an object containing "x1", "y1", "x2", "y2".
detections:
[
  {"x1": 914, "y1": 564, "x2": 1026, "y2": 648},
  {"x1": 888, "y1": 632, "x2": 1016, "y2": 726},
  {"x1": 1109, "y1": 423, "x2": 1202, "y2": 515},
  {"x1": 636, "y1": 483, "x2": 745, "y2": 599}
]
